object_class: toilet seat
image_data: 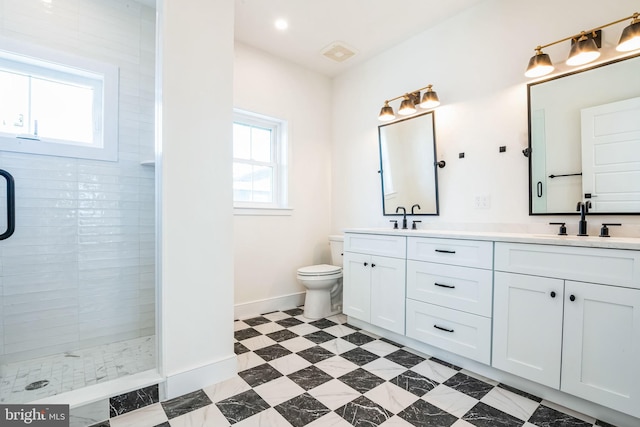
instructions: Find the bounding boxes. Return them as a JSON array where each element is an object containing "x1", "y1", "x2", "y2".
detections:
[{"x1": 297, "y1": 264, "x2": 342, "y2": 277}]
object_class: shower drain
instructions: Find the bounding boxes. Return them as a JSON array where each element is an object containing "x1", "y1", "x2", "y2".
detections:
[{"x1": 25, "y1": 380, "x2": 49, "y2": 391}]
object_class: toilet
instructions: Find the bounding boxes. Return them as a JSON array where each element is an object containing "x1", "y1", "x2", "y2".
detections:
[{"x1": 297, "y1": 235, "x2": 344, "y2": 319}]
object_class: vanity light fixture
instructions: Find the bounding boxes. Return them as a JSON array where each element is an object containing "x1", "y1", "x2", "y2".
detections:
[
  {"x1": 525, "y1": 12, "x2": 640, "y2": 78},
  {"x1": 566, "y1": 31, "x2": 601, "y2": 66},
  {"x1": 378, "y1": 84, "x2": 440, "y2": 121},
  {"x1": 378, "y1": 101, "x2": 395, "y2": 121},
  {"x1": 420, "y1": 85, "x2": 440, "y2": 109},
  {"x1": 398, "y1": 94, "x2": 417, "y2": 116},
  {"x1": 617, "y1": 13, "x2": 640, "y2": 51}
]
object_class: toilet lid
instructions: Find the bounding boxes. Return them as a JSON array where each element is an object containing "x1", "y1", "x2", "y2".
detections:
[{"x1": 297, "y1": 264, "x2": 342, "y2": 276}]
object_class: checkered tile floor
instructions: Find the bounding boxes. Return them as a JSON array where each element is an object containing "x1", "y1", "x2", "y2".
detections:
[{"x1": 101, "y1": 308, "x2": 618, "y2": 427}]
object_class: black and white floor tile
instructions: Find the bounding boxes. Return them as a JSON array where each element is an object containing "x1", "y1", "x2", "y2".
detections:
[{"x1": 95, "y1": 308, "x2": 619, "y2": 427}]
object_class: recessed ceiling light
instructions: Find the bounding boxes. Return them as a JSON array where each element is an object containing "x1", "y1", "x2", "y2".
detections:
[{"x1": 274, "y1": 19, "x2": 288, "y2": 31}]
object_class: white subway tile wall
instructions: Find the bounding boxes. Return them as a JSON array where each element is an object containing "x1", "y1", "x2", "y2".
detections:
[{"x1": 0, "y1": 0, "x2": 156, "y2": 368}]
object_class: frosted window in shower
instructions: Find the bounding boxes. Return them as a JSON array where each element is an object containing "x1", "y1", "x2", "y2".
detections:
[{"x1": 0, "y1": 39, "x2": 118, "y2": 161}]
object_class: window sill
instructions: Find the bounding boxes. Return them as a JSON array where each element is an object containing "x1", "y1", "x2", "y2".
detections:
[
  {"x1": 234, "y1": 207, "x2": 293, "y2": 216},
  {"x1": 0, "y1": 134, "x2": 118, "y2": 162}
]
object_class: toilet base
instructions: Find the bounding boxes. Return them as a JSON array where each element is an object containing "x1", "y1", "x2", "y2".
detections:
[{"x1": 303, "y1": 289, "x2": 340, "y2": 320}]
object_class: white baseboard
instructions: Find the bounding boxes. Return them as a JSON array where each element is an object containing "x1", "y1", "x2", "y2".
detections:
[
  {"x1": 235, "y1": 292, "x2": 305, "y2": 320},
  {"x1": 164, "y1": 355, "x2": 236, "y2": 400}
]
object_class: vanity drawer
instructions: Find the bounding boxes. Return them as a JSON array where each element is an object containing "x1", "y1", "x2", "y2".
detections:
[
  {"x1": 344, "y1": 233, "x2": 406, "y2": 258},
  {"x1": 406, "y1": 299, "x2": 491, "y2": 364},
  {"x1": 407, "y1": 237, "x2": 493, "y2": 269},
  {"x1": 495, "y1": 243, "x2": 640, "y2": 288},
  {"x1": 407, "y1": 261, "x2": 492, "y2": 317}
]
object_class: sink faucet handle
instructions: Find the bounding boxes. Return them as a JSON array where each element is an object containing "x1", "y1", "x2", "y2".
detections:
[
  {"x1": 599, "y1": 223, "x2": 621, "y2": 238},
  {"x1": 549, "y1": 222, "x2": 567, "y2": 236},
  {"x1": 389, "y1": 220, "x2": 398, "y2": 230},
  {"x1": 412, "y1": 220, "x2": 422, "y2": 230}
]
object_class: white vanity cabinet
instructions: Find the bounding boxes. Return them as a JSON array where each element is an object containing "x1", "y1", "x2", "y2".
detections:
[
  {"x1": 493, "y1": 242, "x2": 640, "y2": 418},
  {"x1": 405, "y1": 237, "x2": 494, "y2": 364},
  {"x1": 343, "y1": 233, "x2": 406, "y2": 335}
]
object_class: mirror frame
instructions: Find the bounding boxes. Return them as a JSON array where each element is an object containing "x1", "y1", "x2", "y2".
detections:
[
  {"x1": 378, "y1": 111, "x2": 440, "y2": 217},
  {"x1": 527, "y1": 52, "x2": 640, "y2": 216}
]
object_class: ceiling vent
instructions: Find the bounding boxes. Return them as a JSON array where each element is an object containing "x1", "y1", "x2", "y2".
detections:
[{"x1": 321, "y1": 42, "x2": 357, "y2": 63}]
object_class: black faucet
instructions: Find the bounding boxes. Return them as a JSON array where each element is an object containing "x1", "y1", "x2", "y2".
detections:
[
  {"x1": 411, "y1": 204, "x2": 421, "y2": 214},
  {"x1": 576, "y1": 200, "x2": 592, "y2": 236},
  {"x1": 396, "y1": 206, "x2": 408, "y2": 229}
]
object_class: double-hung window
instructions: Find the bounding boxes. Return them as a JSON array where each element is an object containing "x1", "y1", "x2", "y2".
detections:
[
  {"x1": 0, "y1": 38, "x2": 118, "y2": 161},
  {"x1": 233, "y1": 110, "x2": 289, "y2": 213}
]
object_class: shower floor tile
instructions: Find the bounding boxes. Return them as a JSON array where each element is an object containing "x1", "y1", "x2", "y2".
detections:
[{"x1": 0, "y1": 335, "x2": 155, "y2": 403}]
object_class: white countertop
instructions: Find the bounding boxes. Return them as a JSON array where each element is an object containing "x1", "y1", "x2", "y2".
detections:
[{"x1": 343, "y1": 228, "x2": 640, "y2": 250}]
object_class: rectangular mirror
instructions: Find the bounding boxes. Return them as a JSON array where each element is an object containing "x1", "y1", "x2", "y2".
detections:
[
  {"x1": 378, "y1": 111, "x2": 439, "y2": 216},
  {"x1": 528, "y1": 53, "x2": 640, "y2": 215}
]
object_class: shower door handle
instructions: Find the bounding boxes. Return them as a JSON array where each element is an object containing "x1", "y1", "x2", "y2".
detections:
[{"x1": 0, "y1": 169, "x2": 15, "y2": 240}]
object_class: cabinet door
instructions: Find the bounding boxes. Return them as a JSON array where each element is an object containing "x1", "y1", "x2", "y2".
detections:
[
  {"x1": 370, "y1": 255, "x2": 406, "y2": 335},
  {"x1": 561, "y1": 281, "x2": 640, "y2": 418},
  {"x1": 342, "y1": 252, "x2": 371, "y2": 322},
  {"x1": 492, "y1": 272, "x2": 564, "y2": 388}
]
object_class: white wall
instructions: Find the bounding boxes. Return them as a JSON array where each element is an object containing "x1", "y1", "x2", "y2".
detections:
[
  {"x1": 159, "y1": 0, "x2": 235, "y2": 398},
  {"x1": 233, "y1": 43, "x2": 333, "y2": 317},
  {"x1": 0, "y1": 0, "x2": 155, "y2": 363},
  {"x1": 331, "y1": 0, "x2": 640, "y2": 237}
]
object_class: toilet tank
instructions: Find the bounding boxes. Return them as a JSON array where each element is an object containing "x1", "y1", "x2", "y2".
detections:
[{"x1": 329, "y1": 235, "x2": 344, "y2": 267}]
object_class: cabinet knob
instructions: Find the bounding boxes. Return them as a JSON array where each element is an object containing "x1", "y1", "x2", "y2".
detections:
[
  {"x1": 569, "y1": 294, "x2": 576, "y2": 302},
  {"x1": 364, "y1": 262, "x2": 368, "y2": 266},
  {"x1": 371, "y1": 263, "x2": 376, "y2": 268},
  {"x1": 550, "y1": 291, "x2": 556, "y2": 298}
]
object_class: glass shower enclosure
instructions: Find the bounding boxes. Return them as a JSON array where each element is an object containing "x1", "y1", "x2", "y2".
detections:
[{"x1": 0, "y1": 0, "x2": 157, "y2": 404}]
